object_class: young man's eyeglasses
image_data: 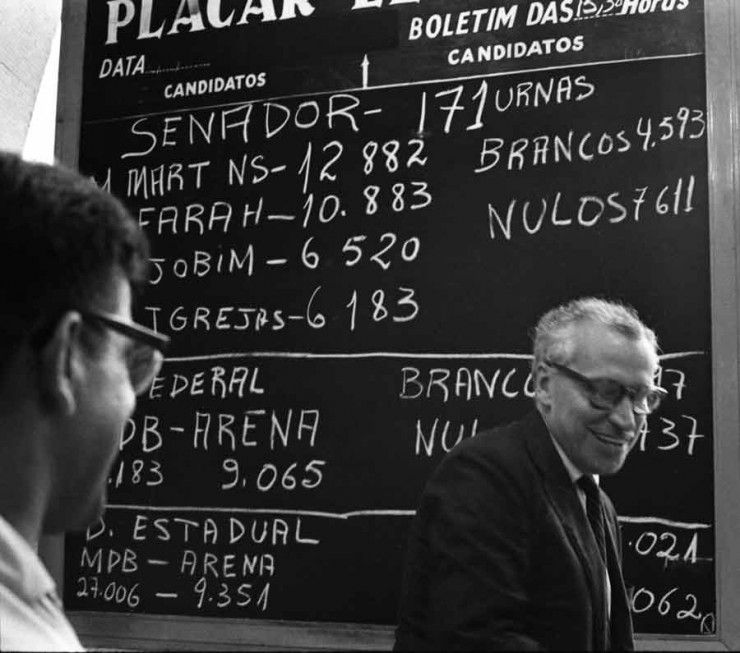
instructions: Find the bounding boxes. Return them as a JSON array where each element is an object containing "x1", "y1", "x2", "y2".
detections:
[
  {"x1": 78, "y1": 310, "x2": 169, "y2": 396},
  {"x1": 31, "y1": 309, "x2": 170, "y2": 396},
  {"x1": 545, "y1": 360, "x2": 666, "y2": 415}
]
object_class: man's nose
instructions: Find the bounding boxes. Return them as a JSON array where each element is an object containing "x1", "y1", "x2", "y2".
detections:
[{"x1": 609, "y1": 395, "x2": 638, "y2": 430}]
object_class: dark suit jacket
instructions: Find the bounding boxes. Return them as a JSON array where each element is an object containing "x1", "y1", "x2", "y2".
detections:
[{"x1": 394, "y1": 411, "x2": 634, "y2": 651}]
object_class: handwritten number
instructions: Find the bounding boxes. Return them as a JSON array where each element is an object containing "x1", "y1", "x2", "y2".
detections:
[
  {"x1": 320, "y1": 141, "x2": 343, "y2": 182},
  {"x1": 394, "y1": 287, "x2": 419, "y2": 323},
  {"x1": 301, "y1": 237, "x2": 320, "y2": 270},
  {"x1": 372, "y1": 290, "x2": 389, "y2": 321},
  {"x1": 381, "y1": 140, "x2": 400, "y2": 172},
  {"x1": 635, "y1": 117, "x2": 653, "y2": 151},
  {"x1": 370, "y1": 233, "x2": 397, "y2": 271},
  {"x1": 131, "y1": 460, "x2": 144, "y2": 484},
  {"x1": 306, "y1": 285, "x2": 326, "y2": 329},
  {"x1": 77, "y1": 577, "x2": 89, "y2": 598},
  {"x1": 392, "y1": 183, "x2": 405, "y2": 212},
  {"x1": 631, "y1": 587, "x2": 655, "y2": 614},
  {"x1": 676, "y1": 593, "x2": 701, "y2": 620},
  {"x1": 658, "y1": 417, "x2": 680, "y2": 450},
  {"x1": 364, "y1": 185, "x2": 380, "y2": 215},
  {"x1": 411, "y1": 181, "x2": 433, "y2": 210},
  {"x1": 676, "y1": 107, "x2": 690, "y2": 139},
  {"x1": 655, "y1": 532, "x2": 679, "y2": 562},
  {"x1": 689, "y1": 109, "x2": 706, "y2": 139},
  {"x1": 683, "y1": 533, "x2": 698, "y2": 564},
  {"x1": 221, "y1": 458, "x2": 240, "y2": 490},
  {"x1": 302, "y1": 460, "x2": 325, "y2": 489},
  {"x1": 401, "y1": 237, "x2": 421, "y2": 262},
  {"x1": 657, "y1": 587, "x2": 677, "y2": 616},
  {"x1": 217, "y1": 582, "x2": 231, "y2": 608},
  {"x1": 342, "y1": 236, "x2": 366, "y2": 267},
  {"x1": 407, "y1": 139, "x2": 428, "y2": 167},
  {"x1": 659, "y1": 116, "x2": 674, "y2": 141},
  {"x1": 147, "y1": 460, "x2": 164, "y2": 486},
  {"x1": 299, "y1": 141, "x2": 312, "y2": 194},
  {"x1": 363, "y1": 141, "x2": 378, "y2": 174},
  {"x1": 346, "y1": 291, "x2": 358, "y2": 331},
  {"x1": 194, "y1": 577, "x2": 207, "y2": 608}
]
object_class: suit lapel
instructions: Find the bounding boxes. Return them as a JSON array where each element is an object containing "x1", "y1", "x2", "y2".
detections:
[{"x1": 523, "y1": 412, "x2": 610, "y2": 649}]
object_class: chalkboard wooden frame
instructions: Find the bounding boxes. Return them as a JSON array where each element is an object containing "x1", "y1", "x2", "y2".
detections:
[{"x1": 46, "y1": 0, "x2": 740, "y2": 649}]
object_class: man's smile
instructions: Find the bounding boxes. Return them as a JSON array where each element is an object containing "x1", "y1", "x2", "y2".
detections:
[{"x1": 591, "y1": 430, "x2": 633, "y2": 448}]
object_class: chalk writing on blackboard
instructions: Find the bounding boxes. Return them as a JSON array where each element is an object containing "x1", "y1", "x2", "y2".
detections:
[{"x1": 66, "y1": 0, "x2": 714, "y2": 636}]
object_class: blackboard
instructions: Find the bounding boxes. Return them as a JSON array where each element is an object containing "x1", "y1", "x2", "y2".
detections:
[{"x1": 58, "y1": 0, "x2": 721, "y2": 644}]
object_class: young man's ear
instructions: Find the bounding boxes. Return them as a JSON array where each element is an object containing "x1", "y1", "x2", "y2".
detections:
[{"x1": 37, "y1": 312, "x2": 84, "y2": 415}]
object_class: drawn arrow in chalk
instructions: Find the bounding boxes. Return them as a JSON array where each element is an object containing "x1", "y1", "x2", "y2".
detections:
[{"x1": 361, "y1": 55, "x2": 369, "y2": 89}]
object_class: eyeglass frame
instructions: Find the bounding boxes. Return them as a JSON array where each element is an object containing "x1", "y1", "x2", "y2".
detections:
[
  {"x1": 543, "y1": 359, "x2": 667, "y2": 415},
  {"x1": 30, "y1": 308, "x2": 170, "y2": 395},
  {"x1": 77, "y1": 310, "x2": 169, "y2": 353}
]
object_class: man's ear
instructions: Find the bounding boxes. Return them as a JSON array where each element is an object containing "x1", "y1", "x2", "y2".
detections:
[
  {"x1": 534, "y1": 362, "x2": 554, "y2": 412},
  {"x1": 37, "y1": 311, "x2": 84, "y2": 416}
]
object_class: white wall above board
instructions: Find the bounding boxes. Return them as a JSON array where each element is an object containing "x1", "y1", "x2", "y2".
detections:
[
  {"x1": 0, "y1": 0, "x2": 61, "y2": 156},
  {"x1": 23, "y1": 24, "x2": 60, "y2": 164}
]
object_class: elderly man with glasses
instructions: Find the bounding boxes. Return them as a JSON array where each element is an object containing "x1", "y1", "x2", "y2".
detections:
[
  {"x1": 395, "y1": 297, "x2": 665, "y2": 651},
  {"x1": 0, "y1": 152, "x2": 168, "y2": 650}
]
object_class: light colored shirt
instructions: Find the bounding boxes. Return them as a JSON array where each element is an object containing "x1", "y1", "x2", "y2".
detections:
[{"x1": 0, "y1": 516, "x2": 83, "y2": 651}]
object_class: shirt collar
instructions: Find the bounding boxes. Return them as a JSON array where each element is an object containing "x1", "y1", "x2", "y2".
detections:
[{"x1": 0, "y1": 515, "x2": 56, "y2": 602}]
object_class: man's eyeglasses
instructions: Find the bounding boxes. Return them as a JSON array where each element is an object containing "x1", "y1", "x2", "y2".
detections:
[
  {"x1": 31, "y1": 309, "x2": 169, "y2": 396},
  {"x1": 545, "y1": 360, "x2": 666, "y2": 415},
  {"x1": 78, "y1": 310, "x2": 169, "y2": 396}
]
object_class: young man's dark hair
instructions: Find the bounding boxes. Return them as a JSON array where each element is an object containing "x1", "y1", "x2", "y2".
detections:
[
  {"x1": 0, "y1": 152, "x2": 150, "y2": 365},
  {"x1": 0, "y1": 152, "x2": 168, "y2": 651}
]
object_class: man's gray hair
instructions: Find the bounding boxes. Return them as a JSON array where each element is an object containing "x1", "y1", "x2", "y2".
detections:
[{"x1": 531, "y1": 297, "x2": 659, "y2": 373}]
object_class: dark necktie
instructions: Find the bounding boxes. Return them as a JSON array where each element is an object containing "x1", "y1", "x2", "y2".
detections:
[
  {"x1": 578, "y1": 475, "x2": 610, "y2": 650},
  {"x1": 578, "y1": 475, "x2": 607, "y2": 564}
]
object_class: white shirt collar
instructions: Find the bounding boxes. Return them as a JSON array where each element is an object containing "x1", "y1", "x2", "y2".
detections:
[{"x1": 0, "y1": 515, "x2": 56, "y2": 602}]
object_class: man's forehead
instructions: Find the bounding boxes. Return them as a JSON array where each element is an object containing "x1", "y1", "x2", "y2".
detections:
[{"x1": 567, "y1": 321, "x2": 657, "y2": 364}]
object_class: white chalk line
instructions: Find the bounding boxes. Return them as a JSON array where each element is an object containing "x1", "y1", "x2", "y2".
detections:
[
  {"x1": 107, "y1": 504, "x2": 414, "y2": 520},
  {"x1": 163, "y1": 351, "x2": 706, "y2": 363},
  {"x1": 106, "y1": 504, "x2": 709, "y2": 529}
]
